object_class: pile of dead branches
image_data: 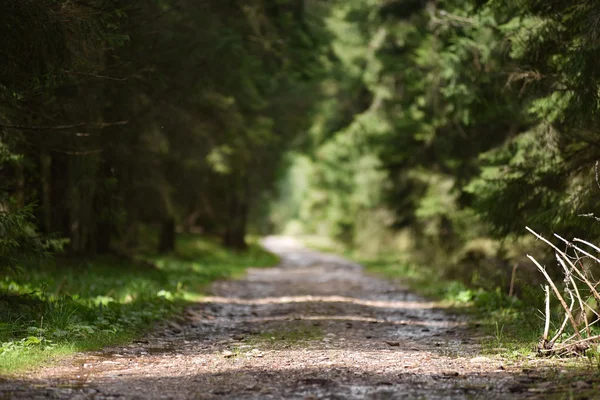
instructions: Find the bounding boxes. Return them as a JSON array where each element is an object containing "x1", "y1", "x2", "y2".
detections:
[{"x1": 527, "y1": 227, "x2": 600, "y2": 357}]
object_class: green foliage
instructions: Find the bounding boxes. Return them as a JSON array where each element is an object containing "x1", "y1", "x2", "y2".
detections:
[
  {"x1": 0, "y1": 0, "x2": 330, "y2": 256},
  {"x1": 271, "y1": 0, "x2": 600, "y2": 293}
]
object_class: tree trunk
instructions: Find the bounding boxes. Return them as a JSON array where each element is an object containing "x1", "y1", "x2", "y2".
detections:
[
  {"x1": 39, "y1": 150, "x2": 52, "y2": 233},
  {"x1": 50, "y1": 152, "x2": 71, "y2": 239},
  {"x1": 158, "y1": 217, "x2": 176, "y2": 254},
  {"x1": 94, "y1": 153, "x2": 119, "y2": 255},
  {"x1": 223, "y1": 190, "x2": 248, "y2": 250},
  {"x1": 68, "y1": 154, "x2": 100, "y2": 256}
]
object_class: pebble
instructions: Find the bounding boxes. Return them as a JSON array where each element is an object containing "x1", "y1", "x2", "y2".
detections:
[{"x1": 574, "y1": 380, "x2": 592, "y2": 389}]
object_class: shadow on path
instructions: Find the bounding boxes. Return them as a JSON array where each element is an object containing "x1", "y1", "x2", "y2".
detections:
[{"x1": 0, "y1": 237, "x2": 577, "y2": 399}]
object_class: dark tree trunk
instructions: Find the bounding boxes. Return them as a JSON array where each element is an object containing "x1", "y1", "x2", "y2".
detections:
[
  {"x1": 96, "y1": 215, "x2": 112, "y2": 254},
  {"x1": 39, "y1": 150, "x2": 52, "y2": 233},
  {"x1": 223, "y1": 190, "x2": 248, "y2": 250},
  {"x1": 50, "y1": 152, "x2": 71, "y2": 239},
  {"x1": 158, "y1": 217, "x2": 176, "y2": 254},
  {"x1": 182, "y1": 209, "x2": 201, "y2": 233},
  {"x1": 94, "y1": 153, "x2": 118, "y2": 255}
]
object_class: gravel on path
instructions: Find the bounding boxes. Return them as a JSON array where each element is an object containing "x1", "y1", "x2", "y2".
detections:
[{"x1": 0, "y1": 237, "x2": 580, "y2": 399}]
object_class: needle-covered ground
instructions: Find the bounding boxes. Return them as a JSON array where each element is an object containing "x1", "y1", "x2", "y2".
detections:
[{"x1": 0, "y1": 237, "x2": 597, "y2": 399}]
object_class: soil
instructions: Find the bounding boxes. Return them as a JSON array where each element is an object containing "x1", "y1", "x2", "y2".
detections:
[{"x1": 0, "y1": 237, "x2": 595, "y2": 399}]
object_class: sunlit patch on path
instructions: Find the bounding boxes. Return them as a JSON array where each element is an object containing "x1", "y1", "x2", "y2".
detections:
[{"x1": 0, "y1": 237, "x2": 558, "y2": 399}]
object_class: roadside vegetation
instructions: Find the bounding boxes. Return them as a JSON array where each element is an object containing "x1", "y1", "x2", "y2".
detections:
[{"x1": 0, "y1": 234, "x2": 277, "y2": 373}]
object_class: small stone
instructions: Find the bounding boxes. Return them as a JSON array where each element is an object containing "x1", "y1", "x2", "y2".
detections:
[
  {"x1": 385, "y1": 341, "x2": 400, "y2": 347},
  {"x1": 168, "y1": 322, "x2": 183, "y2": 333},
  {"x1": 509, "y1": 385, "x2": 526, "y2": 393},
  {"x1": 249, "y1": 349, "x2": 264, "y2": 357},
  {"x1": 536, "y1": 381, "x2": 554, "y2": 390},
  {"x1": 574, "y1": 380, "x2": 592, "y2": 390},
  {"x1": 222, "y1": 350, "x2": 235, "y2": 358},
  {"x1": 443, "y1": 371, "x2": 459, "y2": 377}
]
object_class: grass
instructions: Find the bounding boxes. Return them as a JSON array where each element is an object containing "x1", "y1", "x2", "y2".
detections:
[{"x1": 0, "y1": 234, "x2": 278, "y2": 374}]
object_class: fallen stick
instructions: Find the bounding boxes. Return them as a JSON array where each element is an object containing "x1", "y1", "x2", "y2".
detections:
[
  {"x1": 556, "y1": 255, "x2": 590, "y2": 337},
  {"x1": 527, "y1": 254, "x2": 583, "y2": 340},
  {"x1": 526, "y1": 227, "x2": 600, "y2": 305},
  {"x1": 542, "y1": 285, "x2": 550, "y2": 345}
]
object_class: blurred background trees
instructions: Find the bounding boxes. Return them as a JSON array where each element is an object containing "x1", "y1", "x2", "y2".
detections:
[
  {"x1": 2, "y1": 0, "x2": 600, "y2": 292},
  {"x1": 1, "y1": 0, "x2": 326, "y2": 263},
  {"x1": 270, "y1": 0, "x2": 600, "y2": 289}
]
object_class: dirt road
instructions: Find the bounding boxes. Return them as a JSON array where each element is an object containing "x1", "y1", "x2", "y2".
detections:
[{"x1": 0, "y1": 237, "x2": 576, "y2": 399}]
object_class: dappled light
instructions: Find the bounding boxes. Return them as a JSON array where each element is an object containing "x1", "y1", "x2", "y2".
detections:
[
  {"x1": 2, "y1": 0, "x2": 600, "y2": 397},
  {"x1": 199, "y1": 295, "x2": 441, "y2": 312},
  {"x1": 1, "y1": 239, "x2": 591, "y2": 398}
]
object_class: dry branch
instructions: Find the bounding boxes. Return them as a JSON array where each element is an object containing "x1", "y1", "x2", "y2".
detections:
[{"x1": 526, "y1": 227, "x2": 600, "y2": 357}]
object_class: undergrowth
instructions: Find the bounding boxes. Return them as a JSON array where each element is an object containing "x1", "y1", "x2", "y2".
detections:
[{"x1": 0, "y1": 234, "x2": 278, "y2": 374}]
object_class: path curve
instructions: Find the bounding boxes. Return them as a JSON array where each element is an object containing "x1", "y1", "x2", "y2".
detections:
[{"x1": 2, "y1": 237, "x2": 548, "y2": 399}]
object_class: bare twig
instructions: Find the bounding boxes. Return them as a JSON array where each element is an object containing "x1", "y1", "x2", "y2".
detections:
[
  {"x1": 556, "y1": 255, "x2": 590, "y2": 336},
  {"x1": 594, "y1": 160, "x2": 600, "y2": 188},
  {"x1": 549, "y1": 280, "x2": 576, "y2": 345},
  {"x1": 64, "y1": 69, "x2": 128, "y2": 81},
  {"x1": 554, "y1": 233, "x2": 600, "y2": 264},
  {"x1": 527, "y1": 254, "x2": 583, "y2": 340},
  {"x1": 573, "y1": 237, "x2": 600, "y2": 254},
  {"x1": 542, "y1": 285, "x2": 551, "y2": 344},
  {"x1": 0, "y1": 120, "x2": 128, "y2": 131},
  {"x1": 577, "y1": 213, "x2": 600, "y2": 222},
  {"x1": 563, "y1": 315, "x2": 600, "y2": 343},
  {"x1": 527, "y1": 227, "x2": 600, "y2": 357},
  {"x1": 437, "y1": 10, "x2": 475, "y2": 24},
  {"x1": 526, "y1": 227, "x2": 600, "y2": 304},
  {"x1": 544, "y1": 334, "x2": 600, "y2": 354},
  {"x1": 509, "y1": 263, "x2": 519, "y2": 297}
]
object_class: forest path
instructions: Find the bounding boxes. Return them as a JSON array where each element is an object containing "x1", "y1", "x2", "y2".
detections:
[{"x1": 2, "y1": 237, "x2": 563, "y2": 399}]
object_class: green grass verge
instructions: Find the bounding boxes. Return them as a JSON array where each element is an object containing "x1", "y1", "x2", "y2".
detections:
[{"x1": 0, "y1": 234, "x2": 278, "y2": 374}]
